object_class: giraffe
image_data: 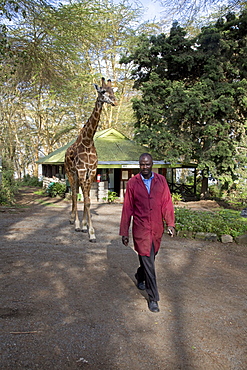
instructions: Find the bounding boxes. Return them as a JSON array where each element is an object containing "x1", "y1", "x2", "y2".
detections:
[{"x1": 64, "y1": 77, "x2": 117, "y2": 242}]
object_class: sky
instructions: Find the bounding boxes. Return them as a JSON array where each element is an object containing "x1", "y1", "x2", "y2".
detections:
[{"x1": 140, "y1": 0, "x2": 164, "y2": 21}]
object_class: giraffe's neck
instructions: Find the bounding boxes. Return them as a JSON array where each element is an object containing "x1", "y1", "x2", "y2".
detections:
[{"x1": 79, "y1": 99, "x2": 103, "y2": 142}]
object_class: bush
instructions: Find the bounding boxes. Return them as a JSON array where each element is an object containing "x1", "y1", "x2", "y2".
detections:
[
  {"x1": 46, "y1": 182, "x2": 66, "y2": 198},
  {"x1": 225, "y1": 182, "x2": 247, "y2": 209},
  {"x1": 172, "y1": 193, "x2": 182, "y2": 204},
  {"x1": 103, "y1": 190, "x2": 119, "y2": 203},
  {"x1": 21, "y1": 175, "x2": 43, "y2": 187},
  {"x1": 208, "y1": 185, "x2": 221, "y2": 198},
  {"x1": 0, "y1": 161, "x2": 18, "y2": 205},
  {"x1": 208, "y1": 179, "x2": 247, "y2": 209},
  {"x1": 175, "y1": 207, "x2": 247, "y2": 239}
]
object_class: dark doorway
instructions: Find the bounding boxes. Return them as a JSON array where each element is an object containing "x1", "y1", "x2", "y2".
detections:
[{"x1": 114, "y1": 168, "x2": 121, "y2": 196}]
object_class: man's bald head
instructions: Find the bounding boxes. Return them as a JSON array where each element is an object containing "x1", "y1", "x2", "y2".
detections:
[{"x1": 139, "y1": 153, "x2": 153, "y2": 179}]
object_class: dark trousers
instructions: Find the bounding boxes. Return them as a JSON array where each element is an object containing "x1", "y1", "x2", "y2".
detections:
[{"x1": 136, "y1": 243, "x2": 159, "y2": 302}]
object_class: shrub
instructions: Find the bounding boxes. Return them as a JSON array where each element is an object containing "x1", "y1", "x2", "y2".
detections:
[
  {"x1": 208, "y1": 178, "x2": 247, "y2": 209},
  {"x1": 0, "y1": 160, "x2": 18, "y2": 205},
  {"x1": 208, "y1": 185, "x2": 221, "y2": 198},
  {"x1": 21, "y1": 175, "x2": 43, "y2": 187},
  {"x1": 46, "y1": 182, "x2": 66, "y2": 198},
  {"x1": 175, "y1": 207, "x2": 247, "y2": 239},
  {"x1": 172, "y1": 193, "x2": 182, "y2": 204},
  {"x1": 103, "y1": 190, "x2": 119, "y2": 203}
]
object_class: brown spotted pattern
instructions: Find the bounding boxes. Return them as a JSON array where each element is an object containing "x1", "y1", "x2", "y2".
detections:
[{"x1": 64, "y1": 78, "x2": 117, "y2": 242}]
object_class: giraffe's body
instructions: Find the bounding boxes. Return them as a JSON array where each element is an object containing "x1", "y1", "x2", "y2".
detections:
[{"x1": 64, "y1": 78, "x2": 117, "y2": 242}]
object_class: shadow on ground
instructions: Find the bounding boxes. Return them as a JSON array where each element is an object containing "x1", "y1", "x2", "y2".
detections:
[{"x1": 0, "y1": 190, "x2": 246, "y2": 369}]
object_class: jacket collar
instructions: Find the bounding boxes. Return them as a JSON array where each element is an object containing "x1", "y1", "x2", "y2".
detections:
[
  {"x1": 137, "y1": 172, "x2": 157, "y2": 178},
  {"x1": 136, "y1": 172, "x2": 157, "y2": 183}
]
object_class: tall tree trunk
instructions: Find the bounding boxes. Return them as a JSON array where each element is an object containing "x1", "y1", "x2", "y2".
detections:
[
  {"x1": 0, "y1": 143, "x2": 2, "y2": 185},
  {"x1": 200, "y1": 170, "x2": 209, "y2": 198}
]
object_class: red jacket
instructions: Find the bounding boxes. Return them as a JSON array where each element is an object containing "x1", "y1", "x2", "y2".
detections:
[{"x1": 119, "y1": 173, "x2": 175, "y2": 256}]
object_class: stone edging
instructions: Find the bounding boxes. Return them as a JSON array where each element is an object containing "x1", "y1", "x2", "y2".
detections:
[{"x1": 176, "y1": 231, "x2": 247, "y2": 244}]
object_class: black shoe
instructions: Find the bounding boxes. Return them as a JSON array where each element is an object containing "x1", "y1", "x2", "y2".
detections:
[
  {"x1": 135, "y1": 273, "x2": 146, "y2": 290},
  {"x1": 148, "y1": 300, "x2": 160, "y2": 313}
]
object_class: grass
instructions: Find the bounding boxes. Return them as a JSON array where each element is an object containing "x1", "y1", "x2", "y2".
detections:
[
  {"x1": 33, "y1": 190, "x2": 46, "y2": 196},
  {"x1": 175, "y1": 207, "x2": 247, "y2": 239}
]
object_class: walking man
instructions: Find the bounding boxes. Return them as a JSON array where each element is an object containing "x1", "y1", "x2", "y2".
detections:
[{"x1": 119, "y1": 153, "x2": 175, "y2": 312}]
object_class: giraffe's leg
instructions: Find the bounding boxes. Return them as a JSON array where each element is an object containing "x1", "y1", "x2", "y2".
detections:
[
  {"x1": 78, "y1": 174, "x2": 87, "y2": 233},
  {"x1": 81, "y1": 198, "x2": 88, "y2": 233},
  {"x1": 72, "y1": 184, "x2": 81, "y2": 231},
  {"x1": 66, "y1": 172, "x2": 76, "y2": 224},
  {"x1": 83, "y1": 188, "x2": 96, "y2": 242},
  {"x1": 67, "y1": 172, "x2": 80, "y2": 230}
]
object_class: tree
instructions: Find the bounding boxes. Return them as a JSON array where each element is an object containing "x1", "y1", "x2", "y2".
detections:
[
  {"x1": 0, "y1": 0, "x2": 160, "y2": 179},
  {"x1": 121, "y1": 11, "x2": 247, "y2": 195}
]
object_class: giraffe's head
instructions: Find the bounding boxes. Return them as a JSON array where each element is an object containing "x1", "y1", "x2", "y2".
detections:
[{"x1": 94, "y1": 77, "x2": 118, "y2": 106}]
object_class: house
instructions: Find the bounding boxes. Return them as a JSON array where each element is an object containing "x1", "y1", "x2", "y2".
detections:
[{"x1": 37, "y1": 128, "x2": 197, "y2": 201}]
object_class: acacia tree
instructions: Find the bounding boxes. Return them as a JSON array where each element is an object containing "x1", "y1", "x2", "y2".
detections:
[
  {"x1": 0, "y1": 1, "x2": 126, "y2": 176},
  {"x1": 0, "y1": 1, "x2": 77, "y2": 176},
  {"x1": 121, "y1": 10, "x2": 247, "y2": 195},
  {"x1": 71, "y1": 0, "x2": 159, "y2": 134},
  {"x1": 1, "y1": 0, "x2": 161, "y2": 180}
]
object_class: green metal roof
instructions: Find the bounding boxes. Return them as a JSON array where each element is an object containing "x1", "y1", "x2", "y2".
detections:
[
  {"x1": 37, "y1": 128, "x2": 164, "y2": 165},
  {"x1": 37, "y1": 128, "x2": 197, "y2": 168}
]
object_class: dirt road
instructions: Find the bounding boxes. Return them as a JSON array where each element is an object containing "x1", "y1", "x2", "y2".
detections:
[{"x1": 0, "y1": 189, "x2": 246, "y2": 369}]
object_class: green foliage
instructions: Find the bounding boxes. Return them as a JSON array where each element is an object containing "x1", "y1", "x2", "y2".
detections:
[
  {"x1": 0, "y1": 159, "x2": 18, "y2": 205},
  {"x1": 103, "y1": 190, "x2": 119, "y2": 203},
  {"x1": 20, "y1": 175, "x2": 43, "y2": 187},
  {"x1": 175, "y1": 207, "x2": 247, "y2": 239},
  {"x1": 208, "y1": 184, "x2": 221, "y2": 198},
  {"x1": 46, "y1": 182, "x2": 66, "y2": 198},
  {"x1": 0, "y1": 0, "x2": 149, "y2": 179},
  {"x1": 172, "y1": 193, "x2": 182, "y2": 204},
  {"x1": 122, "y1": 11, "x2": 247, "y2": 190},
  {"x1": 208, "y1": 179, "x2": 247, "y2": 209},
  {"x1": 33, "y1": 189, "x2": 47, "y2": 196},
  {"x1": 222, "y1": 180, "x2": 247, "y2": 209}
]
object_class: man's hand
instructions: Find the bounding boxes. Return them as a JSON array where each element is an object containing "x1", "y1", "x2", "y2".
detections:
[
  {"x1": 167, "y1": 227, "x2": 175, "y2": 237},
  {"x1": 122, "y1": 236, "x2": 129, "y2": 246}
]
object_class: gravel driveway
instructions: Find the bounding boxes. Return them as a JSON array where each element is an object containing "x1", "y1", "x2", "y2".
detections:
[{"x1": 0, "y1": 188, "x2": 246, "y2": 369}]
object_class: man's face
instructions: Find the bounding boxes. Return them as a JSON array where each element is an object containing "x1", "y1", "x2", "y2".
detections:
[{"x1": 139, "y1": 156, "x2": 153, "y2": 179}]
